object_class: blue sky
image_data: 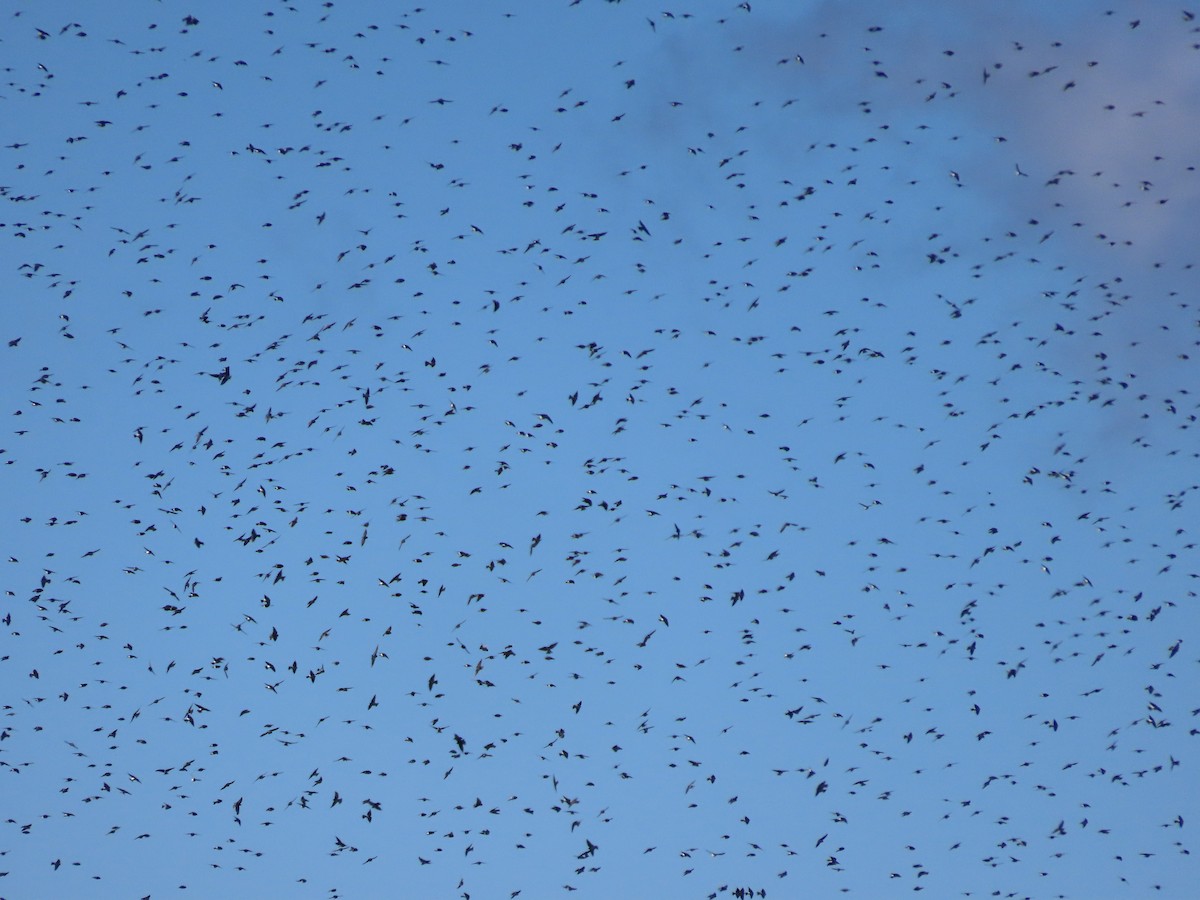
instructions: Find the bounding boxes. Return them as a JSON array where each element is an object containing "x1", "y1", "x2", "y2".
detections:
[{"x1": 2, "y1": 1, "x2": 1198, "y2": 897}]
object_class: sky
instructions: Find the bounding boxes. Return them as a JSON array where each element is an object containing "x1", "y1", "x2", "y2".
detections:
[{"x1": 1, "y1": 1, "x2": 1198, "y2": 897}]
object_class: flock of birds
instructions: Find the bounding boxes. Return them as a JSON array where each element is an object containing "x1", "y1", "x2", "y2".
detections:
[{"x1": 2, "y1": 1, "x2": 1198, "y2": 897}]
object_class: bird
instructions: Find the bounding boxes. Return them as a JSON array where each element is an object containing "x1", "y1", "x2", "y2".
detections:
[{"x1": 0, "y1": 4, "x2": 1195, "y2": 899}]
